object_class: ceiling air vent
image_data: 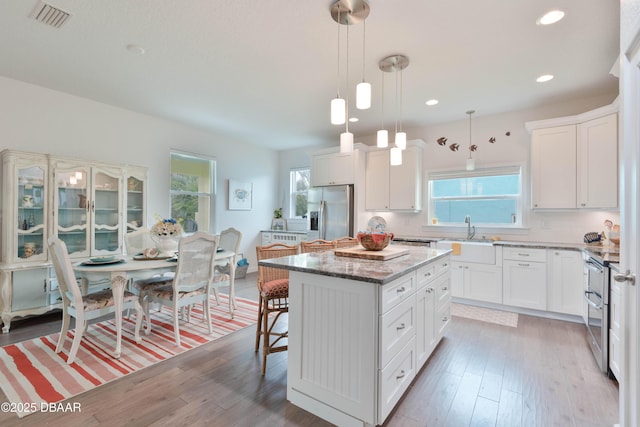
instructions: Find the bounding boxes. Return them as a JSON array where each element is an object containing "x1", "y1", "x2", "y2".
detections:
[{"x1": 29, "y1": 1, "x2": 71, "y2": 29}]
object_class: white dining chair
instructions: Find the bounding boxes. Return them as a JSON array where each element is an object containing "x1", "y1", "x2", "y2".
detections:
[
  {"x1": 48, "y1": 236, "x2": 143, "y2": 364},
  {"x1": 213, "y1": 227, "x2": 242, "y2": 317},
  {"x1": 139, "y1": 232, "x2": 225, "y2": 346}
]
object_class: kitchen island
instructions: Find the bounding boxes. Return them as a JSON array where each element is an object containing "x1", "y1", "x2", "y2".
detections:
[{"x1": 259, "y1": 246, "x2": 451, "y2": 427}]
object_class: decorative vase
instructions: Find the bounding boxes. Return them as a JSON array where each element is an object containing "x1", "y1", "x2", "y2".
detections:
[{"x1": 152, "y1": 234, "x2": 180, "y2": 257}]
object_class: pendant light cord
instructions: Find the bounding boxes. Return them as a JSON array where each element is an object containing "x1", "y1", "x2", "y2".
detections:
[
  {"x1": 394, "y1": 68, "x2": 398, "y2": 134},
  {"x1": 399, "y1": 68, "x2": 403, "y2": 132},
  {"x1": 336, "y1": 8, "x2": 341, "y2": 98},
  {"x1": 345, "y1": 21, "x2": 349, "y2": 133},
  {"x1": 468, "y1": 111, "x2": 472, "y2": 159},
  {"x1": 361, "y1": 20, "x2": 366, "y2": 83},
  {"x1": 380, "y1": 70, "x2": 384, "y2": 128}
]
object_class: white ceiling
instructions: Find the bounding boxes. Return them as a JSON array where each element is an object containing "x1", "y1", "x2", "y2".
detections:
[{"x1": 0, "y1": 0, "x2": 619, "y2": 150}]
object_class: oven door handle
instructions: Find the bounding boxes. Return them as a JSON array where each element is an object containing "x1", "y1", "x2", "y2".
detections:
[{"x1": 584, "y1": 291, "x2": 603, "y2": 310}]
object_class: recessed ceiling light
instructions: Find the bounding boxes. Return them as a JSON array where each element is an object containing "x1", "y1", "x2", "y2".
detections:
[
  {"x1": 425, "y1": 99, "x2": 439, "y2": 106},
  {"x1": 536, "y1": 74, "x2": 554, "y2": 83},
  {"x1": 349, "y1": 117, "x2": 359, "y2": 123},
  {"x1": 126, "y1": 44, "x2": 145, "y2": 55},
  {"x1": 537, "y1": 10, "x2": 565, "y2": 26}
]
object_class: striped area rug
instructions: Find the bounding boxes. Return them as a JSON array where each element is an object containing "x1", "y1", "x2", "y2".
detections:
[{"x1": 0, "y1": 294, "x2": 258, "y2": 418}]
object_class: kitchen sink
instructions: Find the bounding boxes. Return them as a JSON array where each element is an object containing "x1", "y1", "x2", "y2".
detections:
[{"x1": 436, "y1": 239, "x2": 496, "y2": 264}]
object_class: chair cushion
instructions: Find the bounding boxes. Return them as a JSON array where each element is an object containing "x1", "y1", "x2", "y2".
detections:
[
  {"x1": 261, "y1": 279, "x2": 289, "y2": 299},
  {"x1": 147, "y1": 284, "x2": 206, "y2": 301},
  {"x1": 213, "y1": 273, "x2": 230, "y2": 283},
  {"x1": 134, "y1": 275, "x2": 173, "y2": 291},
  {"x1": 81, "y1": 290, "x2": 138, "y2": 311}
]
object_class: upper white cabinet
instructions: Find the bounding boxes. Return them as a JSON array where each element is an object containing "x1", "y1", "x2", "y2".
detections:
[
  {"x1": 531, "y1": 125, "x2": 577, "y2": 209},
  {"x1": 527, "y1": 104, "x2": 618, "y2": 209},
  {"x1": 311, "y1": 151, "x2": 355, "y2": 187},
  {"x1": 577, "y1": 114, "x2": 618, "y2": 208},
  {"x1": 365, "y1": 142, "x2": 423, "y2": 211}
]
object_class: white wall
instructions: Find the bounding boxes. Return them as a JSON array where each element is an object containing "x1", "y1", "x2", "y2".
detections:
[{"x1": 0, "y1": 76, "x2": 280, "y2": 270}]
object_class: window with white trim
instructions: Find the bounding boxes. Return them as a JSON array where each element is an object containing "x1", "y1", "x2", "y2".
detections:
[
  {"x1": 428, "y1": 165, "x2": 523, "y2": 226},
  {"x1": 290, "y1": 168, "x2": 310, "y2": 218},
  {"x1": 170, "y1": 151, "x2": 216, "y2": 232}
]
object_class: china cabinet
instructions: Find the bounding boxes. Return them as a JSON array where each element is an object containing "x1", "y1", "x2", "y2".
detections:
[
  {"x1": 0, "y1": 149, "x2": 147, "y2": 332},
  {"x1": 51, "y1": 158, "x2": 123, "y2": 258}
]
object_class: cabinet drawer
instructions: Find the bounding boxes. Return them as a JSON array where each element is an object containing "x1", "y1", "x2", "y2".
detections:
[
  {"x1": 503, "y1": 247, "x2": 546, "y2": 262},
  {"x1": 380, "y1": 273, "x2": 416, "y2": 314},
  {"x1": 380, "y1": 296, "x2": 416, "y2": 368},
  {"x1": 435, "y1": 274, "x2": 451, "y2": 309},
  {"x1": 416, "y1": 264, "x2": 436, "y2": 288},
  {"x1": 378, "y1": 337, "x2": 416, "y2": 423},
  {"x1": 435, "y1": 256, "x2": 451, "y2": 276}
]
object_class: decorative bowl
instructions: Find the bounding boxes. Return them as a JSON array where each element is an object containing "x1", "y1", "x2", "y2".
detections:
[{"x1": 357, "y1": 232, "x2": 394, "y2": 251}]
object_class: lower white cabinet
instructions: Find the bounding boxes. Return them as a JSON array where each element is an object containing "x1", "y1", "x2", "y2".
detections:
[
  {"x1": 547, "y1": 249, "x2": 583, "y2": 315},
  {"x1": 451, "y1": 261, "x2": 502, "y2": 304},
  {"x1": 503, "y1": 247, "x2": 547, "y2": 310}
]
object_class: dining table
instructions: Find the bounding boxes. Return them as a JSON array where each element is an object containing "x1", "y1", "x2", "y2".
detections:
[{"x1": 72, "y1": 249, "x2": 236, "y2": 358}]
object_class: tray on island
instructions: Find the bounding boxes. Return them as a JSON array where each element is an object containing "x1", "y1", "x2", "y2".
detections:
[{"x1": 334, "y1": 246, "x2": 409, "y2": 261}]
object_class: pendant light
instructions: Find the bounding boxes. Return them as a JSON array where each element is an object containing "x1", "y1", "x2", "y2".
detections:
[
  {"x1": 330, "y1": 0, "x2": 370, "y2": 148},
  {"x1": 356, "y1": 20, "x2": 371, "y2": 110},
  {"x1": 395, "y1": 66, "x2": 407, "y2": 150},
  {"x1": 379, "y1": 54, "x2": 409, "y2": 165},
  {"x1": 340, "y1": 19, "x2": 353, "y2": 153},
  {"x1": 466, "y1": 110, "x2": 476, "y2": 171},
  {"x1": 330, "y1": 7, "x2": 345, "y2": 125},
  {"x1": 376, "y1": 69, "x2": 388, "y2": 148}
]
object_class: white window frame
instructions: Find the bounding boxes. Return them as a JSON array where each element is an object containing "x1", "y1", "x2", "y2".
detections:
[
  {"x1": 169, "y1": 150, "x2": 217, "y2": 233},
  {"x1": 289, "y1": 167, "x2": 310, "y2": 219},
  {"x1": 426, "y1": 163, "x2": 526, "y2": 231}
]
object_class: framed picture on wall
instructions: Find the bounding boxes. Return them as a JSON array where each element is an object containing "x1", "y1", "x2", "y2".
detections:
[{"x1": 228, "y1": 179, "x2": 252, "y2": 210}]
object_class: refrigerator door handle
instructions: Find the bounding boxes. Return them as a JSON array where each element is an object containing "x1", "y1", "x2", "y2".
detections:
[{"x1": 318, "y1": 200, "x2": 326, "y2": 240}]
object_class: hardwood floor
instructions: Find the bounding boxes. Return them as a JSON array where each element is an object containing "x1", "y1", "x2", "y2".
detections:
[{"x1": 0, "y1": 272, "x2": 619, "y2": 426}]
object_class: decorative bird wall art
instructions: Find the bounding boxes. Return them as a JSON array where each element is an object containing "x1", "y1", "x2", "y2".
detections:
[{"x1": 438, "y1": 131, "x2": 510, "y2": 153}]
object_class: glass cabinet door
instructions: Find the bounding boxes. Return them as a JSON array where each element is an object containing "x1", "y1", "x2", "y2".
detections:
[
  {"x1": 54, "y1": 167, "x2": 90, "y2": 257},
  {"x1": 17, "y1": 164, "x2": 47, "y2": 262},
  {"x1": 126, "y1": 175, "x2": 145, "y2": 231},
  {"x1": 92, "y1": 168, "x2": 122, "y2": 254}
]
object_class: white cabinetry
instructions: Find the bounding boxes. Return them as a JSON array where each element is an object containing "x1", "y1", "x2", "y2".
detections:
[
  {"x1": 124, "y1": 166, "x2": 148, "y2": 232},
  {"x1": 365, "y1": 143, "x2": 423, "y2": 211},
  {"x1": 503, "y1": 247, "x2": 547, "y2": 310},
  {"x1": 527, "y1": 105, "x2": 618, "y2": 209},
  {"x1": 547, "y1": 249, "x2": 583, "y2": 316},
  {"x1": 531, "y1": 125, "x2": 577, "y2": 209},
  {"x1": 577, "y1": 114, "x2": 618, "y2": 208},
  {"x1": 451, "y1": 261, "x2": 502, "y2": 304},
  {"x1": 287, "y1": 254, "x2": 450, "y2": 426},
  {"x1": 311, "y1": 151, "x2": 355, "y2": 186}
]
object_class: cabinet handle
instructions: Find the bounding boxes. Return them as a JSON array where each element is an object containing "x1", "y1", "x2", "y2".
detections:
[
  {"x1": 424, "y1": 272, "x2": 431, "y2": 277},
  {"x1": 442, "y1": 263, "x2": 448, "y2": 267},
  {"x1": 396, "y1": 370, "x2": 406, "y2": 380},
  {"x1": 442, "y1": 286, "x2": 448, "y2": 291},
  {"x1": 396, "y1": 286, "x2": 406, "y2": 294},
  {"x1": 517, "y1": 253, "x2": 530, "y2": 257},
  {"x1": 442, "y1": 316, "x2": 449, "y2": 322},
  {"x1": 396, "y1": 323, "x2": 406, "y2": 330},
  {"x1": 426, "y1": 287, "x2": 433, "y2": 293},
  {"x1": 518, "y1": 263, "x2": 530, "y2": 267}
]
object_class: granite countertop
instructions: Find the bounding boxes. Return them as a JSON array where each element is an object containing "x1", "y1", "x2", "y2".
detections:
[{"x1": 258, "y1": 246, "x2": 451, "y2": 285}]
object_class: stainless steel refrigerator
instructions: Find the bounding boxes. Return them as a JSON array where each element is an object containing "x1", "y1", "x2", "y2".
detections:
[{"x1": 307, "y1": 185, "x2": 354, "y2": 241}]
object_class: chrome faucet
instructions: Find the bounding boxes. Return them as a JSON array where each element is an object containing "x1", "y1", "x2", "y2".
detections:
[{"x1": 465, "y1": 215, "x2": 476, "y2": 240}]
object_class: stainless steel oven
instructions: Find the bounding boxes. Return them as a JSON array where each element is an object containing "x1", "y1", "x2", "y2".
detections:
[{"x1": 584, "y1": 255, "x2": 609, "y2": 373}]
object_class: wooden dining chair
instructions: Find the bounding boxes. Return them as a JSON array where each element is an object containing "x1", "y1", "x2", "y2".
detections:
[
  {"x1": 300, "y1": 239, "x2": 337, "y2": 253},
  {"x1": 255, "y1": 243, "x2": 299, "y2": 375},
  {"x1": 48, "y1": 236, "x2": 143, "y2": 364},
  {"x1": 334, "y1": 236, "x2": 359, "y2": 248},
  {"x1": 140, "y1": 232, "x2": 223, "y2": 346}
]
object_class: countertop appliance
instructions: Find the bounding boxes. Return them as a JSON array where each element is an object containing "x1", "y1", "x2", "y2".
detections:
[
  {"x1": 307, "y1": 184, "x2": 353, "y2": 241},
  {"x1": 583, "y1": 245, "x2": 619, "y2": 376}
]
